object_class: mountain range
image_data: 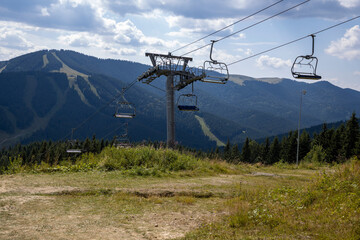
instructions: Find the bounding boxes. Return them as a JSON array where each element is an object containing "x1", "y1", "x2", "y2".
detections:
[{"x1": 1, "y1": 49, "x2": 359, "y2": 149}]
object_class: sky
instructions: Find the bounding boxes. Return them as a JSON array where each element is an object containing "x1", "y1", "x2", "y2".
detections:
[{"x1": 0, "y1": 0, "x2": 359, "y2": 90}]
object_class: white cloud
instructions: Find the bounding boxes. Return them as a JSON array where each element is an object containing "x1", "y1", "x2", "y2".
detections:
[
  {"x1": 354, "y1": 71, "x2": 360, "y2": 76},
  {"x1": 245, "y1": 48, "x2": 253, "y2": 56},
  {"x1": 0, "y1": 27, "x2": 33, "y2": 50},
  {"x1": 166, "y1": 16, "x2": 235, "y2": 37},
  {"x1": 110, "y1": 48, "x2": 137, "y2": 56},
  {"x1": 256, "y1": 55, "x2": 292, "y2": 69},
  {"x1": 326, "y1": 25, "x2": 360, "y2": 60},
  {"x1": 112, "y1": 20, "x2": 144, "y2": 44},
  {"x1": 108, "y1": 19, "x2": 176, "y2": 48},
  {"x1": 41, "y1": 7, "x2": 50, "y2": 16},
  {"x1": 337, "y1": 0, "x2": 360, "y2": 8},
  {"x1": 58, "y1": 32, "x2": 102, "y2": 47}
]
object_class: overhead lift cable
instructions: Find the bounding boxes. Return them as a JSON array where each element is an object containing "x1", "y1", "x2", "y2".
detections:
[
  {"x1": 180, "y1": 0, "x2": 311, "y2": 57},
  {"x1": 227, "y1": 15, "x2": 360, "y2": 66},
  {"x1": 171, "y1": 0, "x2": 285, "y2": 54}
]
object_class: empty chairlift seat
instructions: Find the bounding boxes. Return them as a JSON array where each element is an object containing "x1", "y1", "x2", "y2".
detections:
[
  {"x1": 177, "y1": 94, "x2": 199, "y2": 112},
  {"x1": 114, "y1": 101, "x2": 136, "y2": 118},
  {"x1": 291, "y1": 34, "x2": 322, "y2": 80},
  {"x1": 202, "y1": 40, "x2": 229, "y2": 84}
]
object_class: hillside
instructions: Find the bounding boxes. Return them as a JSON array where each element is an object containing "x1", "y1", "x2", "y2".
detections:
[
  {"x1": 1, "y1": 145, "x2": 358, "y2": 239},
  {"x1": 1, "y1": 49, "x2": 360, "y2": 149}
]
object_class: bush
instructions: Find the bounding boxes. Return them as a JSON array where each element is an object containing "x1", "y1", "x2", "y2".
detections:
[
  {"x1": 98, "y1": 146, "x2": 201, "y2": 173},
  {"x1": 303, "y1": 145, "x2": 327, "y2": 165}
]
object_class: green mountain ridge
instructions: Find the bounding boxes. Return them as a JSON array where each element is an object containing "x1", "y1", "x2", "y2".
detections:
[{"x1": 1, "y1": 49, "x2": 360, "y2": 149}]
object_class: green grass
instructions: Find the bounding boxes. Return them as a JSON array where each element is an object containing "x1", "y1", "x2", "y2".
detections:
[
  {"x1": 181, "y1": 158, "x2": 360, "y2": 240},
  {"x1": 4, "y1": 146, "x2": 237, "y2": 177},
  {"x1": 2, "y1": 146, "x2": 359, "y2": 239}
]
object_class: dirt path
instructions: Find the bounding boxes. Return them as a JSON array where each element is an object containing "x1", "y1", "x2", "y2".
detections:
[
  {"x1": 0, "y1": 170, "x2": 311, "y2": 240},
  {"x1": 0, "y1": 174, "x2": 240, "y2": 240}
]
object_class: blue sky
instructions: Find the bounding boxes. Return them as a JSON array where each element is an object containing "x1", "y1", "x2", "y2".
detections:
[{"x1": 0, "y1": 0, "x2": 359, "y2": 90}]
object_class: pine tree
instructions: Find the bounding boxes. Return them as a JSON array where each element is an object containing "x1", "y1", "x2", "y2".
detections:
[
  {"x1": 249, "y1": 140, "x2": 261, "y2": 163},
  {"x1": 224, "y1": 138, "x2": 231, "y2": 161},
  {"x1": 328, "y1": 126, "x2": 344, "y2": 162},
  {"x1": 299, "y1": 130, "x2": 311, "y2": 161},
  {"x1": 261, "y1": 138, "x2": 270, "y2": 164},
  {"x1": 268, "y1": 137, "x2": 280, "y2": 164},
  {"x1": 314, "y1": 123, "x2": 332, "y2": 151},
  {"x1": 240, "y1": 138, "x2": 251, "y2": 163},
  {"x1": 343, "y1": 112, "x2": 360, "y2": 158},
  {"x1": 231, "y1": 144, "x2": 240, "y2": 163},
  {"x1": 281, "y1": 131, "x2": 297, "y2": 163},
  {"x1": 83, "y1": 137, "x2": 91, "y2": 152}
]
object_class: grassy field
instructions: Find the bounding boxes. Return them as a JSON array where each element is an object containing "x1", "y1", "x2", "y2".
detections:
[{"x1": 0, "y1": 146, "x2": 359, "y2": 239}]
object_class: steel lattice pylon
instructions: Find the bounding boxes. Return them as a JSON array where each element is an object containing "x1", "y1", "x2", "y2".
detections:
[{"x1": 138, "y1": 52, "x2": 205, "y2": 147}]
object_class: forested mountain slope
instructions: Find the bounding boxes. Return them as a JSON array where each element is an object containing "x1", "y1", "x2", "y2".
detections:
[{"x1": 1, "y1": 50, "x2": 359, "y2": 149}]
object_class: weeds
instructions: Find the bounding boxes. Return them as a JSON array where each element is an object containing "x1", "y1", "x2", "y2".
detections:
[
  {"x1": 1, "y1": 146, "x2": 236, "y2": 177},
  {"x1": 183, "y1": 158, "x2": 360, "y2": 239}
]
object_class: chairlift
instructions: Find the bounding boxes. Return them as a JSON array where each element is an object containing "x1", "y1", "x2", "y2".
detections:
[
  {"x1": 202, "y1": 40, "x2": 229, "y2": 84},
  {"x1": 114, "y1": 101, "x2": 136, "y2": 118},
  {"x1": 66, "y1": 129, "x2": 82, "y2": 154},
  {"x1": 114, "y1": 136, "x2": 131, "y2": 148},
  {"x1": 113, "y1": 123, "x2": 131, "y2": 148},
  {"x1": 113, "y1": 89, "x2": 136, "y2": 118},
  {"x1": 291, "y1": 35, "x2": 321, "y2": 80},
  {"x1": 177, "y1": 83, "x2": 199, "y2": 111}
]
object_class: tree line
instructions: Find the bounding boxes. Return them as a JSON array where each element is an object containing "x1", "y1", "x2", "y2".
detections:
[
  {"x1": 213, "y1": 112, "x2": 359, "y2": 164},
  {"x1": 1, "y1": 113, "x2": 359, "y2": 173}
]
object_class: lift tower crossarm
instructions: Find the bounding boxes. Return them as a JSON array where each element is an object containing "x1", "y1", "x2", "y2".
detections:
[{"x1": 145, "y1": 52, "x2": 193, "y2": 63}]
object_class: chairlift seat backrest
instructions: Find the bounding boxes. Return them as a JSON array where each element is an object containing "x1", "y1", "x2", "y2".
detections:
[
  {"x1": 114, "y1": 101, "x2": 136, "y2": 118},
  {"x1": 202, "y1": 60, "x2": 229, "y2": 83},
  {"x1": 291, "y1": 35, "x2": 321, "y2": 81},
  {"x1": 291, "y1": 55, "x2": 321, "y2": 80}
]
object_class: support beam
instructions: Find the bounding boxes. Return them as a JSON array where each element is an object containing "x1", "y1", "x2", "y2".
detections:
[{"x1": 166, "y1": 75, "x2": 175, "y2": 148}]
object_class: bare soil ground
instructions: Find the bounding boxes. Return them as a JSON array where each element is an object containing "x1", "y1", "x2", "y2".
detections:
[{"x1": 0, "y1": 169, "x2": 315, "y2": 240}]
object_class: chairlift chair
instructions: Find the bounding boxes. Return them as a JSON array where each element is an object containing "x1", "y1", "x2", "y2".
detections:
[
  {"x1": 291, "y1": 35, "x2": 321, "y2": 80},
  {"x1": 202, "y1": 40, "x2": 229, "y2": 84},
  {"x1": 177, "y1": 93, "x2": 199, "y2": 111},
  {"x1": 114, "y1": 101, "x2": 136, "y2": 118},
  {"x1": 113, "y1": 123, "x2": 131, "y2": 148},
  {"x1": 66, "y1": 129, "x2": 82, "y2": 154},
  {"x1": 114, "y1": 136, "x2": 131, "y2": 148}
]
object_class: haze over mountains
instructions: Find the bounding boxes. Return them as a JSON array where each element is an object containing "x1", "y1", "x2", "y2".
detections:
[{"x1": 1, "y1": 50, "x2": 359, "y2": 149}]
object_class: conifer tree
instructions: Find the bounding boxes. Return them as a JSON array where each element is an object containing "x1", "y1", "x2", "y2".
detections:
[
  {"x1": 249, "y1": 140, "x2": 261, "y2": 163},
  {"x1": 224, "y1": 138, "x2": 231, "y2": 161},
  {"x1": 261, "y1": 138, "x2": 270, "y2": 164},
  {"x1": 343, "y1": 112, "x2": 360, "y2": 158},
  {"x1": 299, "y1": 130, "x2": 311, "y2": 160},
  {"x1": 240, "y1": 138, "x2": 251, "y2": 163},
  {"x1": 231, "y1": 144, "x2": 240, "y2": 163},
  {"x1": 268, "y1": 137, "x2": 280, "y2": 164},
  {"x1": 328, "y1": 126, "x2": 344, "y2": 162},
  {"x1": 281, "y1": 131, "x2": 297, "y2": 163}
]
